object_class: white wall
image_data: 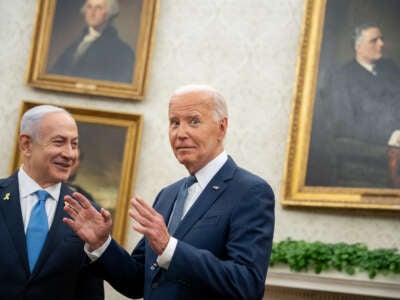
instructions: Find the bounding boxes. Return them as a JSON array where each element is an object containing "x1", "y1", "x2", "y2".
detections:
[{"x1": 1, "y1": 1, "x2": 399, "y2": 299}]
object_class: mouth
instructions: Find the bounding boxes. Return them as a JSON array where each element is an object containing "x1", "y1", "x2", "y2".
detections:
[
  {"x1": 175, "y1": 146, "x2": 195, "y2": 151},
  {"x1": 54, "y1": 161, "x2": 72, "y2": 171}
]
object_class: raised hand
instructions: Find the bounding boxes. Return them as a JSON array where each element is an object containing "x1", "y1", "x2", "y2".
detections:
[
  {"x1": 129, "y1": 196, "x2": 170, "y2": 255},
  {"x1": 63, "y1": 192, "x2": 112, "y2": 251}
]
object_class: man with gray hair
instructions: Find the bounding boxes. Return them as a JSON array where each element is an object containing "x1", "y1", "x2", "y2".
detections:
[
  {"x1": 308, "y1": 23, "x2": 400, "y2": 187},
  {"x1": 0, "y1": 105, "x2": 104, "y2": 299},
  {"x1": 64, "y1": 84, "x2": 275, "y2": 300},
  {"x1": 50, "y1": 0, "x2": 134, "y2": 83}
]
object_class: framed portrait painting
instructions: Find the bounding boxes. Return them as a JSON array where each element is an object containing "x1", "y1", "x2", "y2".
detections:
[
  {"x1": 10, "y1": 101, "x2": 143, "y2": 244},
  {"x1": 26, "y1": 0, "x2": 158, "y2": 100},
  {"x1": 281, "y1": 0, "x2": 400, "y2": 210}
]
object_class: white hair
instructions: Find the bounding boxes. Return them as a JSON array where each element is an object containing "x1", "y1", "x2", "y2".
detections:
[
  {"x1": 172, "y1": 84, "x2": 228, "y2": 122},
  {"x1": 20, "y1": 105, "x2": 71, "y2": 142},
  {"x1": 81, "y1": 0, "x2": 120, "y2": 20},
  {"x1": 353, "y1": 23, "x2": 379, "y2": 47}
]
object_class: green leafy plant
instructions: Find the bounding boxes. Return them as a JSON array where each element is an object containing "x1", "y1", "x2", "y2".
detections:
[{"x1": 270, "y1": 239, "x2": 400, "y2": 279}]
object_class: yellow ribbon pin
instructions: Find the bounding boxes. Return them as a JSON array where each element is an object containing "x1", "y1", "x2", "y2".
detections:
[{"x1": 3, "y1": 193, "x2": 10, "y2": 201}]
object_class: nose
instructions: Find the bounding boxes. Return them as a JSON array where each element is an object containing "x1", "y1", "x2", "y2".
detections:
[
  {"x1": 62, "y1": 144, "x2": 76, "y2": 159},
  {"x1": 176, "y1": 123, "x2": 189, "y2": 139}
]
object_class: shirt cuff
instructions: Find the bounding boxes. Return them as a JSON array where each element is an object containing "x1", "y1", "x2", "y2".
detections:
[
  {"x1": 84, "y1": 235, "x2": 112, "y2": 262},
  {"x1": 156, "y1": 236, "x2": 177, "y2": 269}
]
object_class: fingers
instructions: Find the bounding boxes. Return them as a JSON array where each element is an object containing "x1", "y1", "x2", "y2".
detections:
[
  {"x1": 72, "y1": 192, "x2": 92, "y2": 208},
  {"x1": 100, "y1": 208, "x2": 113, "y2": 225},
  {"x1": 131, "y1": 196, "x2": 155, "y2": 217},
  {"x1": 64, "y1": 196, "x2": 80, "y2": 219},
  {"x1": 130, "y1": 197, "x2": 157, "y2": 225}
]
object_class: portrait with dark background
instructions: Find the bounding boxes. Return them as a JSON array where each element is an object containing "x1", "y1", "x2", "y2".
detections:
[
  {"x1": 46, "y1": 0, "x2": 143, "y2": 83},
  {"x1": 306, "y1": 0, "x2": 400, "y2": 188},
  {"x1": 72, "y1": 122, "x2": 126, "y2": 220}
]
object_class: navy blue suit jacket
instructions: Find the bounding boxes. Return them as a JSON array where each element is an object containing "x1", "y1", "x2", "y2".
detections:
[
  {"x1": 0, "y1": 172, "x2": 104, "y2": 300},
  {"x1": 92, "y1": 157, "x2": 275, "y2": 299}
]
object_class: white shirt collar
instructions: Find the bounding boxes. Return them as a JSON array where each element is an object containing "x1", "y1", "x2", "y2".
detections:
[
  {"x1": 193, "y1": 151, "x2": 228, "y2": 189},
  {"x1": 87, "y1": 27, "x2": 101, "y2": 38},
  {"x1": 18, "y1": 166, "x2": 61, "y2": 201},
  {"x1": 356, "y1": 58, "x2": 375, "y2": 74}
]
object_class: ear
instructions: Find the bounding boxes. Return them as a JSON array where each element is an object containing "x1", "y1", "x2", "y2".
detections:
[
  {"x1": 218, "y1": 117, "x2": 228, "y2": 141},
  {"x1": 19, "y1": 134, "x2": 33, "y2": 157}
]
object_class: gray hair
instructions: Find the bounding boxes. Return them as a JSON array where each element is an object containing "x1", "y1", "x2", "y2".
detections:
[
  {"x1": 81, "y1": 0, "x2": 120, "y2": 20},
  {"x1": 20, "y1": 105, "x2": 70, "y2": 142},
  {"x1": 172, "y1": 84, "x2": 228, "y2": 122},
  {"x1": 353, "y1": 23, "x2": 379, "y2": 46}
]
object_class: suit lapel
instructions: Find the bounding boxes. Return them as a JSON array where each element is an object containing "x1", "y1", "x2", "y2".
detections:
[
  {"x1": 154, "y1": 182, "x2": 182, "y2": 227},
  {"x1": 31, "y1": 184, "x2": 72, "y2": 274},
  {"x1": 150, "y1": 158, "x2": 237, "y2": 282},
  {"x1": 0, "y1": 173, "x2": 30, "y2": 273},
  {"x1": 174, "y1": 157, "x2": 237, "y2": 239}
]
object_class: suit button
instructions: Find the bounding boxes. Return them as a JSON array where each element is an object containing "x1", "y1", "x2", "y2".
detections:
[
  {"x1": 152, "y1": 282, "x2": 159, "y2": 288},
  {"x1": 150, "y1": 262, "x2": 158, "y2": 270}
]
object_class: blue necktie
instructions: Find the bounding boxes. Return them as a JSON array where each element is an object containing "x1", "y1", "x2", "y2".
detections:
[
  {"x1": 26, "y1": 190, "x2": 49, "y2": 272},
  {"x1": 168, "y1": 175, "x2": 197, "y2": 234}
]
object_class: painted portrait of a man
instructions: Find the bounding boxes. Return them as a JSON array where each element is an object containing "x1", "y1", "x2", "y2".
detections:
[
  {"x1": 47, "y1": 0, "x2": 142, "y2": 83},
  {"x1": 306, "y1": 0, "x2": 400, "y2": 189}
]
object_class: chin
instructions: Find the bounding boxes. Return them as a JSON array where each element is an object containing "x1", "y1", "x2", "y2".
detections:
[{"x1": 51, "y1": 172, "x2": 70, "y2": 183}]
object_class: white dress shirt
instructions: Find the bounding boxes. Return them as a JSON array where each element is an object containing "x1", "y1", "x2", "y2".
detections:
[
  {"x1": 18, "y1": 166, "x2": 61, "y2": 232},
  {"x1": 356, "y1": 58, "x2": 377, "y2": 75}
]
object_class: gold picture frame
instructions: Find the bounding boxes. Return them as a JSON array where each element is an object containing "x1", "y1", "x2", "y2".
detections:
[
  {"x1": 26, "y1": 0, "x2": 158, "y2": 100},
  {"x1": 281, "y1": 0, "x2": 400, "y2": 210},
  {"x1": 10, "y1": 101, "x2": 143, "y2": 244}
]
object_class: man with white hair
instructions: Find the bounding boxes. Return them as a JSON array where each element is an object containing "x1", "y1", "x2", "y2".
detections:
[
  {"x1": 64, "y1": 84, "x2": 275, "y2": 300},
  {"x1": 0, "y1": 105, "x2": 104, "y2": 299},
  {"x1": 50, "y1": 0, "x2": 134, "y2": 83}
]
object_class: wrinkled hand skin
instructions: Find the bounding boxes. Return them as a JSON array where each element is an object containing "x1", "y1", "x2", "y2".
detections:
[
  {"x1": 129, "y1": 196, "x2": 170, "y2": 255},
  {"x1": 63, "y1": 192, "x2": 112, "y2": 251}
]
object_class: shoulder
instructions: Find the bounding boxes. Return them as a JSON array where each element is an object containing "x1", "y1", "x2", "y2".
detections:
[
  {"x1": 223, "y1": 157, "x2": 274, "y2": 195},
  {"x1": 233, "y1": 166, "x2": 273, "y2": 194},
  {"x1": 0, "y1": 173, "x2": 17, "y2": 189},
  {"x1": 376, "y1": 58, "x2": 400, "y2": 72}
]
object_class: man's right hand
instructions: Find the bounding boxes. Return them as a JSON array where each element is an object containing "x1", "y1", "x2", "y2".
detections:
[{"x1": 63, "y1": 192, "x2": 112, "y2": 251}]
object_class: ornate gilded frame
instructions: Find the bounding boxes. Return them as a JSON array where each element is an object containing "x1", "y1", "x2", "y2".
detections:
[
  {"x1": 26, "y1": 0, "x2": 158, "y2": 100},
  {"x1": 281, "y1": 0, "x2": 400, "y2": 210},
  {"x1": 10, "y1": 101, "x2": 143, "y2": 244}
]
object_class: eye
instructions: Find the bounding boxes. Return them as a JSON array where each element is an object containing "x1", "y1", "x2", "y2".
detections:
[
  {"x1": 170, "y1": 119, "x2": 179, "y2": 128},
  {"x1": 190, "y1": 118, "x2": 200, "y2": 126},
  {"x1": 53, "y1": 139, "x2": 64, "y2": 145}
]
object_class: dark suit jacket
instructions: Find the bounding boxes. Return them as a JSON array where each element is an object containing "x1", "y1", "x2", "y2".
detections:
[
  {"x1": 92, "y1": 156, "x2": 275, "y2": 300},
  {"x1": 307, "y1": 58, "x2": 400, "y2": 187},
  {"x1": 0, "y1": 172, "x2": 104, "y2": 300},
  {"x1": 49, "y1": 26, "x2": 135, "y2": 83}
]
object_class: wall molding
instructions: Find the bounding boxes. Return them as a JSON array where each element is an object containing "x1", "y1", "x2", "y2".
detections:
[{"x1": 266, "y1": 267, "x2": 400, "y2": 299}]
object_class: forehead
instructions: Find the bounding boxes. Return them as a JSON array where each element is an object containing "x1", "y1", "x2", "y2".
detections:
[
  {"x1": 40, "y1": 112, "x2": 78, "y2": 137},
  {"x1": 361, "y1": 27, "x2": 381, "y2": 40},
  {"x1": 86, "y1": 0, "x2": 107, "y2": 7},
  {"x1": 169, "y1": 91, "x2": 214, "y2": 117}
]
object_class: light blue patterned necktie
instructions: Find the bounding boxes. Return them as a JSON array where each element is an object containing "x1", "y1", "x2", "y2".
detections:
[
  {"x1": 168, "y1": 175, "x2": 197, "y2": 234},
  {"x1": 26, "y1": 190, "x2": 49, "y2": 272}
]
